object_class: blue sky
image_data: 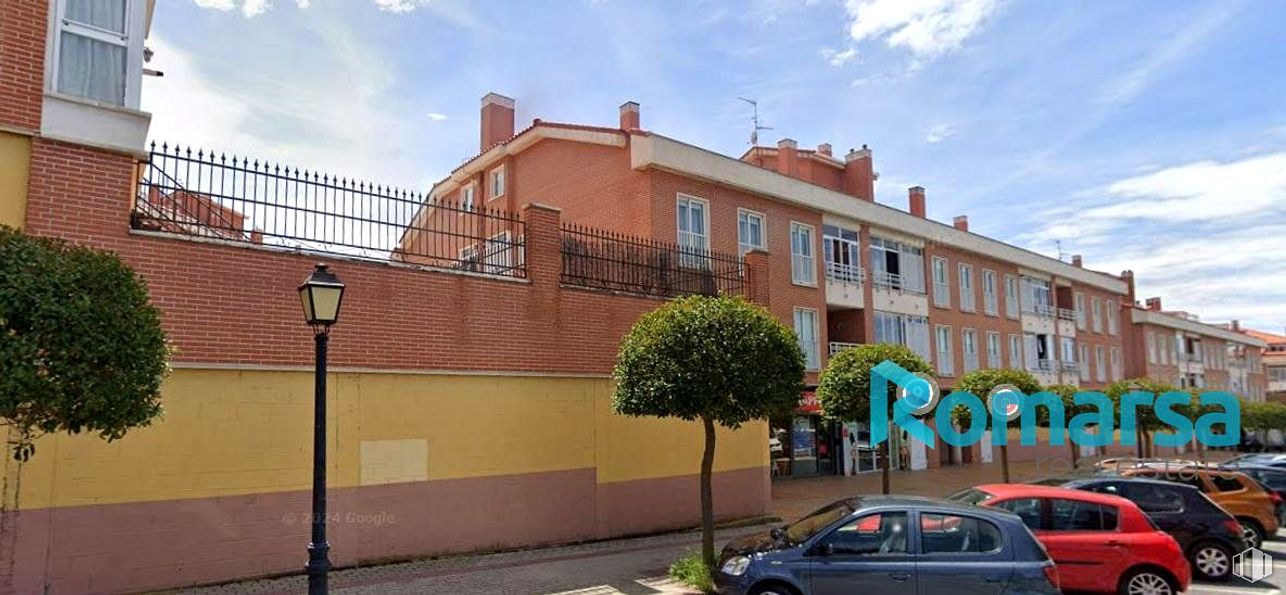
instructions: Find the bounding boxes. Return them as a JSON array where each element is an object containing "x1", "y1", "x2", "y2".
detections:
[{"x1": 143, "y1": 0, "x2": 1286, "y2": 332}]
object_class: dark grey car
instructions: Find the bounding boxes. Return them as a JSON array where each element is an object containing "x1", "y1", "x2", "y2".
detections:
[{"x1": 713, "y1": 495, "x2": 1060, "y2": 595}]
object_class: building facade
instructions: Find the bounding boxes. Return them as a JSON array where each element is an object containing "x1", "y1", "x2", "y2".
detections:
[{"x1": 1241, "y1": 328, "x2": 1285, "y2": 403}]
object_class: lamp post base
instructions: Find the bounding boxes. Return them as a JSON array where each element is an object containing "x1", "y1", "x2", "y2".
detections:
[{"x1": 307, "y1": 541, "x2": 331, "y2": 594}]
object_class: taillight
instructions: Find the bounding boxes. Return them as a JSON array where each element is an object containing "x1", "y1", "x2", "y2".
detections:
[
  {"x1": 1223, "y1": 518, "x2": 1243, "y2": 535},
  {"x1": 1271, "y1": 492, "x2": 1283, "y2": 506},
  {"x1": 1043, "y1": 564, "x2": 1060, "y2": 590}
]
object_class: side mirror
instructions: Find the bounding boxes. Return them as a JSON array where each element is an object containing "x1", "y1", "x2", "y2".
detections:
[{"x1": 812, "y1": 542, "x2": 834, "y2": 557}]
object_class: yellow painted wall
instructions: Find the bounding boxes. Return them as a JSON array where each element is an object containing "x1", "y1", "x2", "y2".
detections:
[
  {"x1": 0, "y1": 131, "x2": 31, "y2": 229},
  {"x1": 10, "y1": 368, "x2": 767, "y2": 510}
]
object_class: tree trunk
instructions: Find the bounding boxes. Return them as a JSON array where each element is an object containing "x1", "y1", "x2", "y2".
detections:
[
  {"x1": 1135, "y1": 429, "x2": 1145, "y2": 458},
  {"x1": 700, "y1": 416, "x2": 717, "y2": 571},
  {"x1": 880, "y1": 421, "x2": 891, "y2": 494},
  {"x1": 1069, "y1": 436, "x2": 1079, "y2": 470},
  {"x1": 1000, "y1": 444, "x2": 1011, "y2": 483}
]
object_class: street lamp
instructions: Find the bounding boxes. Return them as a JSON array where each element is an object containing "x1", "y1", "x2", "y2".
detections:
[{"x1": 298, "y1": 263, "x2": 345, "y2": 595}]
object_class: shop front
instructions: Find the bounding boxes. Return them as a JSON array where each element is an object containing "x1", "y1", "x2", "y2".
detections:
[{"x1": 770, "y1": 389, "x2": 902, "y2": 479}]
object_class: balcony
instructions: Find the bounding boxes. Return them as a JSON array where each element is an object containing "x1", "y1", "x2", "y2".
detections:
[
  {"x1": 830, "y1": 341, "x2": 863, "y2": 356},
  {"x1": 1057, "y1": 308, "x2": 1076, "y2": 322},
  {"x1": 1183, "y1": 353, "x2": 1203, "y2": 363},
  {"x1": 825, "y1": 261, "x2": 864, "y2": 285},
  {"x1": 1034, "y1": 359, "x2": 1057, "y2": 372},
  {"x1": 1059, "y1": 360, "x2": 1080, "y2": 372},
  {"x1": 872, "y1": 271, "x2": 902, "y2": 291}
]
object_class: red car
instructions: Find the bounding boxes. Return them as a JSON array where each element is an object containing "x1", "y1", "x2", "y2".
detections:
[{"x1": 949, "y1": 484, "x2": 1190, "y2": 595}]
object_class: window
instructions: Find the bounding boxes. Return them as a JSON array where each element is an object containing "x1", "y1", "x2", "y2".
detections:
[
  {"x1": 982, "y1": 270, "x2": 998, "y2": 316},
  {"x1": 490, "y1": 167, "x2": 505, "y2": 198},
  {"x1": 1078, "y1": 344, "x2": 1090, "y2": 382},
  {"x1": 875, "y1": 311, "x2": 930, "y2": 362},
  {"x1": 822, "y1": 512, "x2": 908, "y2": 555},
  {"x1": 482, "y1": 231, "x2": 517, "y2": 274},
  {"x1": 986, "y1": 332, "x2": 1001, "y2": 368},
  {"x1": 1009, "y1": 334, "x2": 1022, "y2": 370},
  {"x1": 822, "y1": 224, "x2": 861, "y2": 283},
  {"x1": 1147, "y1": 332, "x2": 1157, "y2": 364},
  {"x1": 1110, "y1": 348, "x2": 1122, "y2": 381},
  {"x1": 1119, "y1": 483, "x2": 1185, "y2": 514},
  {"x1": 962, "y1": 329, "x2": 979, "y2": 373},
  {"x1": 1060, "y1": 337, "x2": 1076, "y2": 365},
  {"x1": 932, "y1": 257, "x2": 950, "y2": 307},
  {"x1": 794, "y1": 308, "x2": 820, "y2": 371},
  {"x1": 869, "y1": 237, "x2": 925, "y2": 293},
  {"x1": 958, "y1": 264, "x2": 976, "y2": 312},
  {"x1": 1074, "y1": 293, "x2": 1086, "y2": 329},
  {"x1": 676, "y1": 195, "x2": 709, "y2": 266},
  {"x1": 920, "y1": 514, "x2": 1002, "y2": 554},
  {"x1": 993, "y1": 498, "x2": 1042, "y2": 530},
  {"x1": 1091, "y1": 297, "x2": 1103, "y2": 333},
  {"x1": 1021, "y1": 276, "x2": 1052, "y2": 315},
  {"x1": 936, "y1": 325, "x2": 954, "y2": 376},
  {"x1": 1049, "y1": 499, "x2": 1118, "y2": 531},
  {"x1": 1095, "y1": 346, "x2": 1106, "y2": 382},
  {"x1": 460, "y1": 184, "x2": 475, "y2": 211},
  {"x1": 1024, "y1": 333, "x2": 1052, "y2": 371},
  {"x1": 55, "y1": 0, "x2": 130, "y2": 106},
  {"x1": 1004, "y1": 274, "x2": 1019, "y2": 319},
  {"x1": 1211, "y1": 474, "x2": 1245, "y2": 493},
  {"x1": 738, "y1": 209, "x2": 765, "y2": 255},
  {"x1": 1107, "y1": 304, "x2": 1118, "y2": 335},
  {"x1": 790, "y1": 222, "x2": 816, "y2": 285}
]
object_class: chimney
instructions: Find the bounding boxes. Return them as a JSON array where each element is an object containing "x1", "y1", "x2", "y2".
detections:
[
  {"x1": 953, "y1": 215, "x2": 969, "y2": 232},
  {"x1": 619, "y1": 101, "x2": 640, "y2": 130},
  {"x1": 1121, "y1": 270, "x2": 1136, "y2": 304},
  {"x1": 1145, "y1": 297, "x2": 1163, "y2": 312},
  {"x1": 843, "y1": 145, "x2": 875, "y2": 202},
  {"x1": 908, "y1": 186, "x2": 926, "y2": 218},
  {"x1": 777, "y1": 138, "x2": 799, "y2": 177},
  {"x1": 480, "y1": 92, "x2": 515, "y2": 151},
  {"x1": 817, "y1": 143, "x2": 832, "y2": 157},
  {"x1": 1232, "y1": 319, "x2": 1241, "y2": 332},
  {"x1": 1072, "y1": 255, "x2": 1083, "y2": 268}
]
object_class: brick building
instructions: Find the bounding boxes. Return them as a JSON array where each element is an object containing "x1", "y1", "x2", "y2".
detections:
[{"x1": 1238, "y1": 328, "x2": 1284, "y2": 403}]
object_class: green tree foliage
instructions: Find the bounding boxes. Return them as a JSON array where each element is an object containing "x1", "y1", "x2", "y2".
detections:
[
  {"x1": 0, "y1": 226, "x2": 170, "y2": 460},
  {"x1": 1105, "y1": 377, "x2": 1179, "y2": 457},
  {"x1": 613, "y1": 295, "x2": 805, "y2": 569},
  {"x1": 1045, "y1": 383, "x2": 1084, "y2": 468},
  {"x1": 1242, "y1": 400, "x2": 1286, "y2": 432},
  {"x1": 817, "y1": 343, "x2": 931, "y2": 494}
]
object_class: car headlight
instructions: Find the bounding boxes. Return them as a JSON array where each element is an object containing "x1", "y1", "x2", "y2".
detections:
[{"x1": 720, "y1": 555, "x2": 751, "y2": 576}]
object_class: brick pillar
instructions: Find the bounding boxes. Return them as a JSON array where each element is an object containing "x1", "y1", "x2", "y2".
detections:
[
  {"x1": 522, "y1": 203, "x2": 563, "y2": 328},
  {"x1": 744, "y1": 249, "x2": 771, "y2": 307}
]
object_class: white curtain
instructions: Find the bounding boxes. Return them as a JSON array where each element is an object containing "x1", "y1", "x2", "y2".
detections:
[{"x1": 58, "y1": 33, "x2": 126, "y2": 105}]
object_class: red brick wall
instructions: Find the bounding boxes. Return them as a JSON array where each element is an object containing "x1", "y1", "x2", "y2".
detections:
[
  {"x1": 0, "y1": 0, "x2": 46, "y2": 132},
  {"x1": 924, "y1": 244, "x2": 1024, "y2": 383},
  {"x1": 511, "y1": 137, "x2": 650, "y2": 234},
  {"x1": 1077, "y1": 283, "x2": 1126, "y2": 390},
  {"x1": 21, "y1": 138, "x2": 735, "y2": 374}
]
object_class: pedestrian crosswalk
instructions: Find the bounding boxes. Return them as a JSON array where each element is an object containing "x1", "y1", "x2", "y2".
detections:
[{"x1": 545, "y1": 576, "x2": 700, "y2": 595}]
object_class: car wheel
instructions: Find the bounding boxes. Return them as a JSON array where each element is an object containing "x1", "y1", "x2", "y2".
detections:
[
  {"x1": 1119, "y1": 568, "x2": 1174, "y2": 595},
  {"x1": 1239, "y1": 519, "x2": 1266, "y2": 549},
  {"x1": 750, "y1": 584, "x2": 800, "y2": 595},
  {"x1": 1191, "y1": 541, "x2": 1233, "y2": 581}
]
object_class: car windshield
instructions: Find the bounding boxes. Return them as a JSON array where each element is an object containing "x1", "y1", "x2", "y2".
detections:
[
  {"x1": 946, "y1": 488, "x2": 994, "y2": 505},
  {"x1": 784, "y1": 499, "x2": 858, "y2": 544}
]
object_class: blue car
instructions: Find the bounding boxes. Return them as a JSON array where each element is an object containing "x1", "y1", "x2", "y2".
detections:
[{"x1": 714, "y1": 495, "x2": 1060, "y2": 595}]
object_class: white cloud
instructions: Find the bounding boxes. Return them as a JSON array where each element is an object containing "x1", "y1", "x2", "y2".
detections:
[
  {"x1": 425, "y1": 112, "x2": 448, "y2": 121},
  {"x1": 820, "y1": 47, "x2": 857, "y2": 66},
  {"x1": 242, "y1": 0, "x2": 271, "y2": 18},
  {"x1": 844, "y1": 0, "x2": 1000, "y2": 60},
  {"x1": 1019, "y1": 151, "x2": 1286, "y2": 330},
  {"x1": 374, "y1": 0, "x2": 425, "y2": 13},
  {"x1": 925, "y1": 123, "x2": 956, "y2": 143}
]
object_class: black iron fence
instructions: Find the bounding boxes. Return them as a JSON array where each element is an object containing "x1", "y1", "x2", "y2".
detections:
[
  {"x1": 132, "y1": 142, "x2": 526, "y2": 277},
  {"x1": 561, "y1": 224, "x2": 745, "y2": 298}
]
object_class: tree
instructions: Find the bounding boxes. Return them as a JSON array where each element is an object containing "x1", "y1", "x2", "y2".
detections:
[
  {"x1": 0, "y1": 226, "x2": 170, "y2": 460},
  {"x1": 1045, "y1": 384, "x2": 1085, "y2": 469},
  {"x1": 613, "y1": 295, "x2": 804, "y2": 570},
  {"x1": 1105, "y1": 378, "x2": 1178, "y2": 458},
  {"x1": 952, "y1": 368, "x2": 1041, "y2": 483},
  {"x1": 817, "y1": 343, "x2": 931, "y2": 495}
]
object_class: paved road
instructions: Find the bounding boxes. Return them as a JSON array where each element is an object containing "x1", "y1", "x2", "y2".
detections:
[{"x1": 1188, "y1": 536, "x2": 1286, "y2": 595}]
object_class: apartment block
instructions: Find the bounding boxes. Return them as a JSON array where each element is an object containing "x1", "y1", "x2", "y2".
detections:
[
  {"x1": 1242, "y1": 329, "x2": 1286, "y2": 403},
  {"x1": 1121, "y1": 295, "x2": 1268, "y2": 398}
]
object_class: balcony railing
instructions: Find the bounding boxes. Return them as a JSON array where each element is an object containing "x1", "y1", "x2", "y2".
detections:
[
  {"x1": 825, "y1": 261, "x2": 865, "y2": 285},
  {"x1": 1023, "y1": 304, "x2": 1056, "y2": 318},
  {"x1": 1060, "y1": 360, "x2": 1080, "y2": 372},
  {"x1": 560, "y1": 224, "x2": 744, "y2": 298},
  {"x1": 1183, "y1": 353, "x2": 1203, "y2": 363},
  {"x1": 132, "y1": 142, "x2": 527, "y2": 276},
  {"x1": 1034, "y1": 359, "x2": 1057, "y2": 371},
  {"x1": 872, "y1": 271, "x2": 902, "y2": 290},
  {"x1": 1057, "y1": 308, "x2": 1076, "y2": 322},
  {"x1": 830, "y1": 341, "x2": 863, "y2": 356}
]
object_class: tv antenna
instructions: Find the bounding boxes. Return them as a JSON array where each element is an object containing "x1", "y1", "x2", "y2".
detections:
[
  {"x1": 738, "y1": 97, "x2": 773, "y2": 146},
  {"x1": 1056, "y1": 240, "x2": 1065, "y2": 261}
]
